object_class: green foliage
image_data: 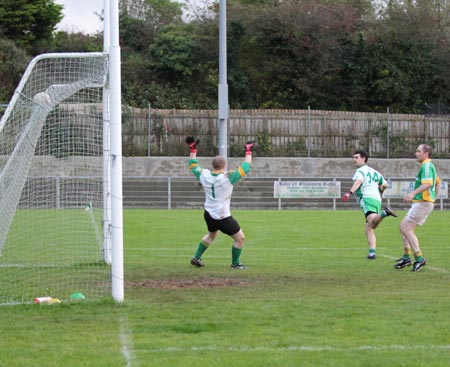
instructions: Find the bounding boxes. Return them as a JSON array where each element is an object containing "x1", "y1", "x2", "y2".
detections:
[
  {"x1": 120, "y1": 0, "x2": 183, "y2": 53},
  {"x1": 285, "y1": 138, "x2": 307, "y2": 157},
  {"x1": 371, "y1": 122, "x2": 410, "y2": 157},
  {"x1": 3, "y1": 0, "x2": 450, "y2": 113},
  {"x1": 370, "y1": 121, "x2": 437, "y2": 158},
  {"x1": 0, "y1": 0, "x2": 63, "y2": 52},
  {"x1": 149, "y1": 24, "x2": 201, "y2": 78},
  {"x1": 0, "y1": 38, "x2": 29, "y2": 103},
  {"x1": 121, "y1": 6, "x2": 218, "y2": 109},
  {"x1": 256, "y1": 128, "x2": 272, "y2": 156},
  {"x1": 52, "y1": 31, "x2": 102, "y2": 52}
]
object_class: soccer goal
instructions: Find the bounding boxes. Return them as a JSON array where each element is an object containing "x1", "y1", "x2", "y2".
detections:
[{"x1": 0, "y1": 52, "x2": 117, "y2": 305}]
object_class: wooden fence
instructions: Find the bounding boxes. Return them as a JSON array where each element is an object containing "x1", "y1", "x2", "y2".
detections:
[{"x1": 70, "y1": 105, "x2": 450, "y2": 158}]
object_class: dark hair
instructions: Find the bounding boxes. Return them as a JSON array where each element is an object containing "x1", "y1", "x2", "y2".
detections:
[{"x1": 353, "y1": 150, "x2": 368, "y2": 163}]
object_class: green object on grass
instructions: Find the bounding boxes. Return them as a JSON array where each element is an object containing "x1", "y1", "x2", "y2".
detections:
[{"x1": 71, "y1": 292, "x2": 86, "y2": 300}]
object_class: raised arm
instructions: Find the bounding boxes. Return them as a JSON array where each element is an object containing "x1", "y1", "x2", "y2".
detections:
[
  {"x1": 185, "y1": 136, "x2": 200, "y2": 159},
  {"x1": 244, "y1": 141, "x2": 255, "y2": 164}
]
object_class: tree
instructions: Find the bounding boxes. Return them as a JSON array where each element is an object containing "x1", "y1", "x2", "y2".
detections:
[
  {"x1": 149, "y1": 24, "x2": 201, "y2": 79},
  {"x1": 0, "y1": 0, "x2": 63, "y2": 53},
  {"x1": 0, "y1": 38, "x2": 29, "y2": 103},
  {"x1": 53, "y1": 31, "x2": 102, "y2": 53},
  {"x1": 120, "y1": 0, "x2": 214, "y2": 108},
  {"x1": 120, "y1": 0, "x2": 183, "y2": 53},
  {"x1": 225, "y1": 0, "x2": 374, "y2": 109},
  {"x1": 367, "y1": 0, "x2": 450, "y2": 112}
]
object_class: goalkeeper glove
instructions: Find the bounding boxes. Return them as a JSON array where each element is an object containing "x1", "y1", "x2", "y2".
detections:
[
  {"x1": 245, "y1": 141, "x2": 255, "y2": 155},
  {"x1": 185, "y1": 136, "x2": 200, "y2": 153},
  {"x1": 342, "y1": 191, "x2": 352, "y2": 202}
]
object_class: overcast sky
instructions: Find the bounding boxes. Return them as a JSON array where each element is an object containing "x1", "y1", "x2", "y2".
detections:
[
  {"x1": 55, "y1": 0, "x2": 104, "y2": 34},
  {"x1": 54, "y1": 0, "x2": 215, "y2": 34}
]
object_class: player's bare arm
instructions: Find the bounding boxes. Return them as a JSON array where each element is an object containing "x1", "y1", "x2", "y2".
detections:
[
  {"x1": 342, "y1": 178, "x2": 363, "y2": 202},
  {"x1": 403, "y1": 183, "x2": 432, "y2": 202}
]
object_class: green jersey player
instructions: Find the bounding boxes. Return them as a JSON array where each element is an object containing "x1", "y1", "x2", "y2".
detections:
[
  {"x1": 342, "y1": 150, "x2": 397, "y2": 259},
  {"x1": 395, "y1": 144, "x2": 440, "y2": 272},
  {"x1": 186, "y1": 136, "x2": 254, "y2": 269}
]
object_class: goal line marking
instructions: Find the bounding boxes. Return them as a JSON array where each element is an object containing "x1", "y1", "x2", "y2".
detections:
[{"x1": 119, "y1": 315, "x2": 135, "y2": 367}]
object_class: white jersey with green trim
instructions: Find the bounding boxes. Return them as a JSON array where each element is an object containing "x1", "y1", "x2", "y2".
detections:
[
  {"x1": 199, "y1": 170, "x2": 234, "y2": 219},
  {"x1": 352, "y1": 164, "x2": 385, "y2": 201},
  {"x1": 188, "y1": 159, "x2": 251, "y2": 220}
]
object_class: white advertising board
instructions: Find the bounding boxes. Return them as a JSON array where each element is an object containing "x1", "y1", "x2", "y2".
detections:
[
  {"x1": 383, "y1": 181, "x2": 448, "y2": 199},
  {"x1": 274, "y1": 181, "x2": 341, "y2": 199}
]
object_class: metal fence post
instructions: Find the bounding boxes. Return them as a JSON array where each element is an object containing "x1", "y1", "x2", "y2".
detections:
[
  {"x1": 147, "y1": 102, "x2": 151, "y2": 157},
  {"x1": 278, "y1": 177, "x2": 282, "y2": 210},
  {"x1": 387, "y1": 107, "x2": 390, "y2": 159},
  {"x1": 168, "y1": 176, "x2": 172, "y2": 210},
  {"x1": 307, "y1": 106, "x2": 311, "y2": 158},
  {"x1": 56, "y1": 176, "x2": 60, "y2": 209},
  {"x1": 333, "y1": 177, "x2": 336, "y2": 211}
]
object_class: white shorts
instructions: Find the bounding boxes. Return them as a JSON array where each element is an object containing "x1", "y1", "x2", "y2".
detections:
[{"x1": 406, "y1": 202, "x2": 434, "y2": 226}]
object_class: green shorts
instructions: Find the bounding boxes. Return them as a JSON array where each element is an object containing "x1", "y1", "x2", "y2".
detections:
[{"x1": 359, "y1": 197, "x2": 382, "y2": 217}]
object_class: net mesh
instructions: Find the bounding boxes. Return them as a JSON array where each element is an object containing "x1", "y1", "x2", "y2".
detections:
[{"x1": 0, "y1": 53, "x2": 110, "y2": 305}]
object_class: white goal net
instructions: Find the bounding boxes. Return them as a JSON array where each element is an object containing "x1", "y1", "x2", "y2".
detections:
[{"x1": 0, "y1": 53, "x2": 111, "y2": 305}]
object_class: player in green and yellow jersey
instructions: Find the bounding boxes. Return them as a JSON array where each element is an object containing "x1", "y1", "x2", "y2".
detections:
[{"x1": 395, "y1": 144, "x2": 440, "y2": 272}]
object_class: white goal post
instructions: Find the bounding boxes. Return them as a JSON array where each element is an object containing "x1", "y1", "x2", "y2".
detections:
[{"x1": 0, "y1": 51, "x2": 122, "y2": 305}]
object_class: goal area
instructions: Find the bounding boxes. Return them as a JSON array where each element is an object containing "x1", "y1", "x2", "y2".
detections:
[{"x1": 0, "y1": 53, "x2": 113, "y2": 305}]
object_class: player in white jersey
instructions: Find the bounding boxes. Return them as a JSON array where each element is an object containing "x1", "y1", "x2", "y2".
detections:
[
  {"x1": 342, "y1": 150, "x2": 398, "y2": 259},
  {"x1": 186, "y1": 136, "x2": 254, "y2": 269}
]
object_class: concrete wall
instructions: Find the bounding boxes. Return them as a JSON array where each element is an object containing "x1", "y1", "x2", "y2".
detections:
[
  {"x1": 24, "y1": 156, "x2": 448, "y2": 210},
  {"x1": 27, "y1": 156, "x2": 449, "y2": 179},
  {"x1": 123, "y1": 157, "x2": 450, "y2": 179}
]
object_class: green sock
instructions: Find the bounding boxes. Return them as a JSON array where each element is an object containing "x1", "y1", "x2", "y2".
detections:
[
  {"x1": 194, "y1": 242, "x2": 208, "y2": 260},
  {"x1": 232, "y1": 246, "x2": 242, "y2": 265},
  {"x1": 380, "y1": 211, "x2": 387, "y2": 218},
  {"x1": 403, "y1": 249, "x2": 411, "y2": 259},
  {"x1": 414, "y1": 252, "x2": 424, "y2": 262},
  {"x1": 368, "y1": 249, "x2": 376, "y2": 254}
]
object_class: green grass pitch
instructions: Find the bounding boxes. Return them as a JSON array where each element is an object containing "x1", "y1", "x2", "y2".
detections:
[{"x1": 1, "y1": 209, "x2": 450, "y2": 366}]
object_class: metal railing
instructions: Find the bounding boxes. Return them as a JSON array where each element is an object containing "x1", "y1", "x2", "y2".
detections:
[
  {"x1": 17, "y1": 175, "x2": 447, "y2": 210},
  {"x1": 123, "y1": 176, "x2": 449, "y2": 211}
]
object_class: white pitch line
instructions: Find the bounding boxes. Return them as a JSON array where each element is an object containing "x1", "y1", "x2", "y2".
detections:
[
  {"x1": 145, "y1": 344, "x2": 450, "y2": 353},
  {"x1": 125, "y1": 248, "x2": 450, "y2": 272},
  {"x1": 119, "y1": 315, "x2": 136, "y2": 367},
  {"x1": 128, "y1": 246, "x2": 450, "y2": 251},
  {"x1": 126, "y1": 247, "x2": 363, "y2": 252},
  {"x1": 379, "y1": 254, "x2": 450, "y2": 274}
]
